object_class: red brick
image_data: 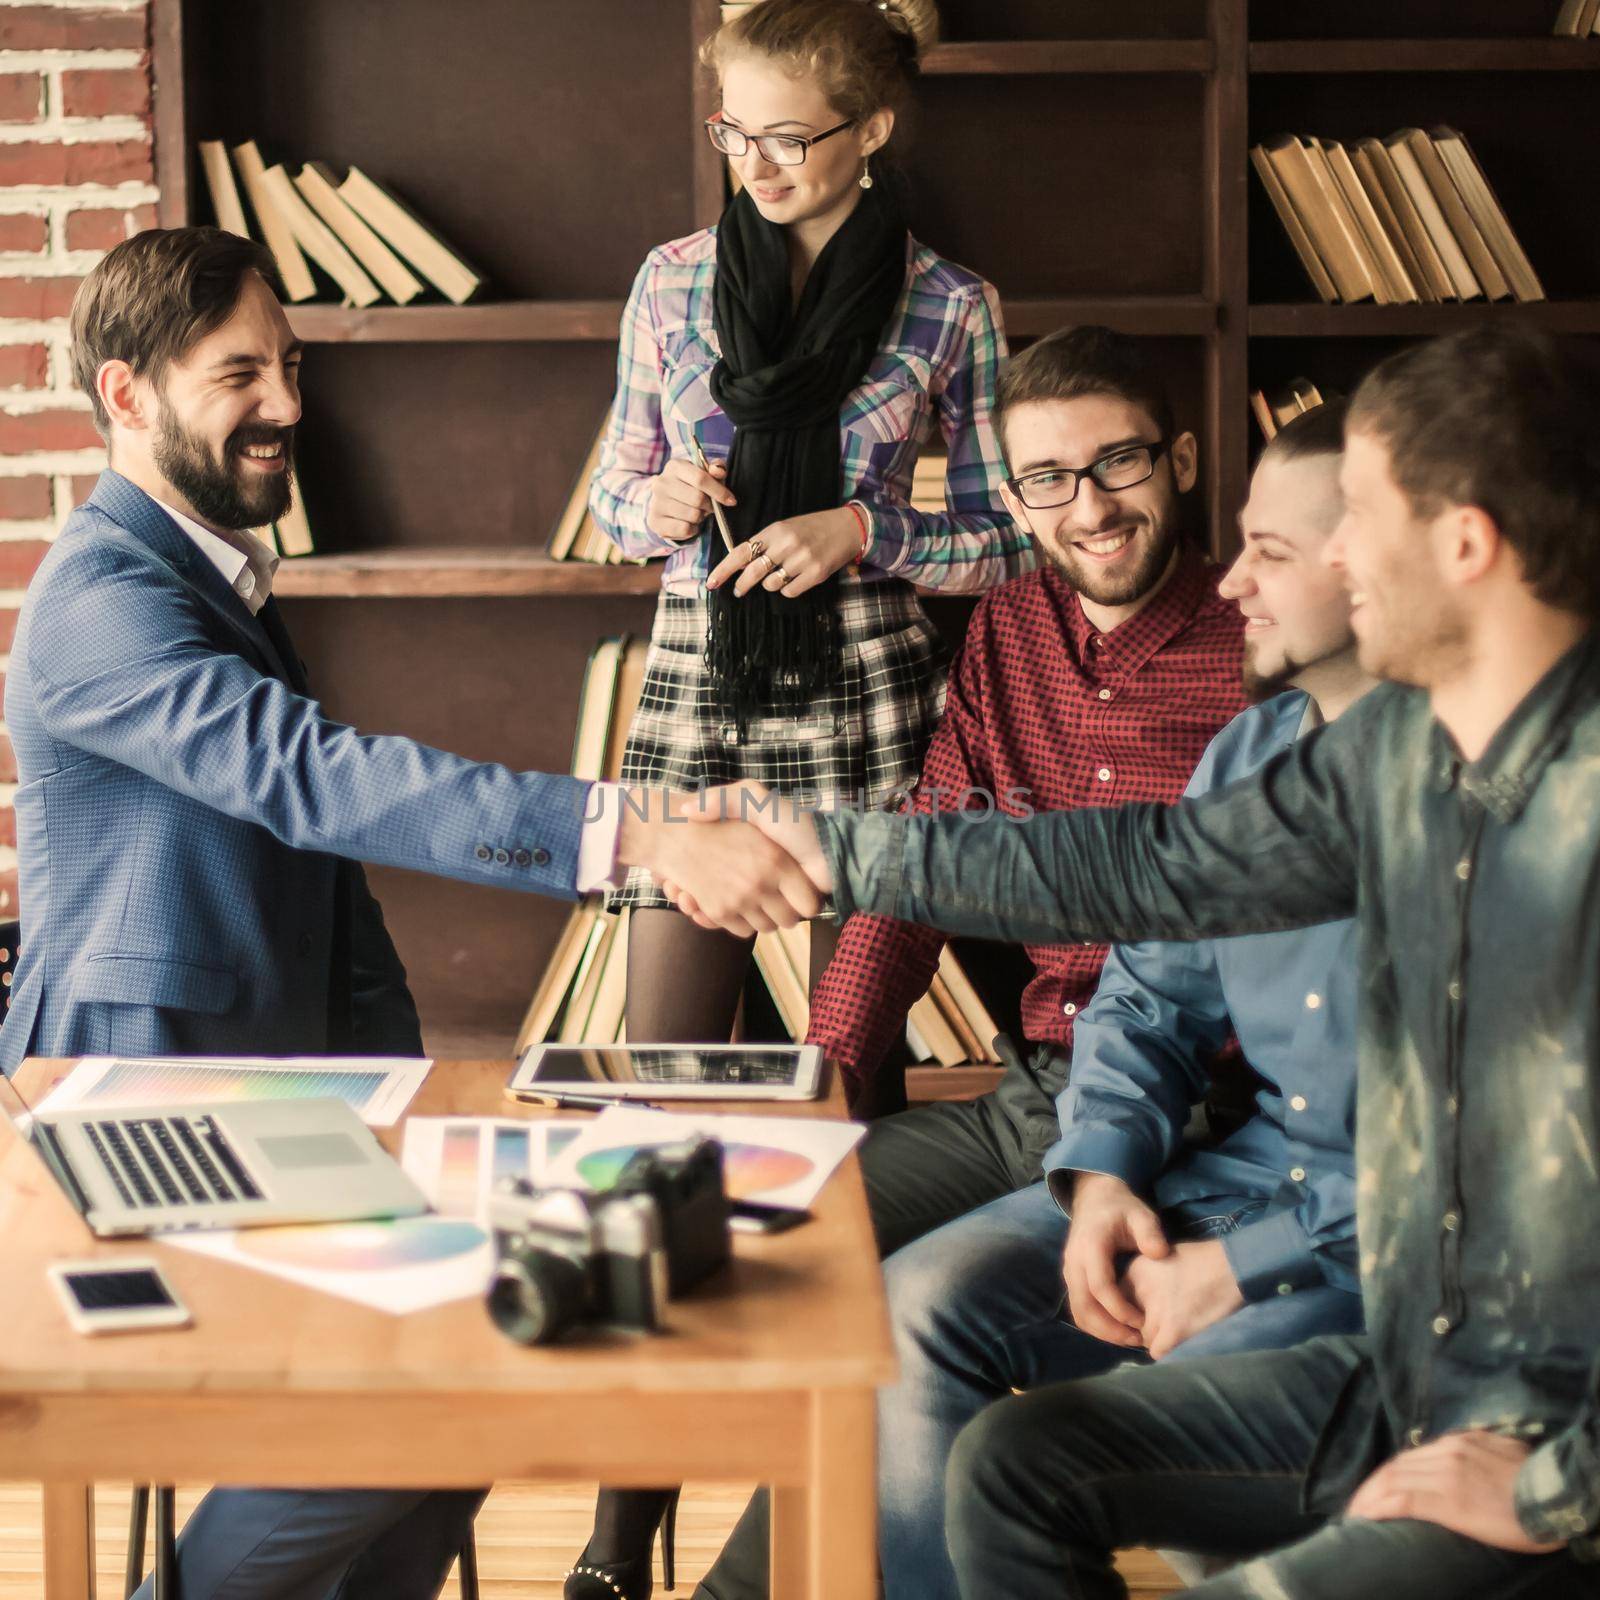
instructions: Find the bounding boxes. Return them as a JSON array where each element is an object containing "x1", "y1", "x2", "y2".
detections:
[
  {"x1": 0, "y1": 73, "x2": 43, "y2": 124},
  {"x1": 0, "y1": 410, "x2": 100, "y2": 453},
  {"x1": 0, "y1": 610, "x2": 18, "y2": 654},
  {"x1": 0, "y1": 140, "x2": 152, "y2": 189},
  {"x1": 0, "y1": 735, "x2": 16, "y2": 785},
  {"x1": 0, "y1": 808, "x2": 15, "y2": 851},
  {"x1": 0, "y1": 9, "x2": 147, "y2": 51},
  {"x1": 0, "y1": 871, "x2": 18, "y2": 918},
  {"x1": 61, "y1": 66, "x2": 149, "y2": 120},
  {"x1": 0, "y1": 345, "x2": 48, "y2": 390},
  {"x1": 0, "y1": 478, "x2": 51, "y2": 521},
  {"x1": 0, "y1": 214, "x2": 48, "y2": 254},
  {"x1": 64, "y1": 203, "x2": 156, "y2": 252},
  {"x1": 70, "y1": 474, "x2": 100, "y2": 507},
  {"x1": 0, "y1": 541, "x2": 48, "y2": 588},
  {"x1": 0, "y1": 277, "x2": 82, "y2": 321}
]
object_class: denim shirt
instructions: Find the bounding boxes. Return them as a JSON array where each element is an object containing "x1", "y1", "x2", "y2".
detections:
[
  {"x1": 816, "y1": 633, "x2": 1600, "y2": 1553},
  {"x1": 1047, "y1": 691, "x2": 1362, "y2": 1304}
]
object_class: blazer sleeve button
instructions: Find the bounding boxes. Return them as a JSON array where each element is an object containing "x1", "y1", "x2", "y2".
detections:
[
  {"x1": 474, "y1": 844, "x2": 492, "y2": 861},
  {"x1": 531, "y1": 846, "x2": 551, "y2": 867}
]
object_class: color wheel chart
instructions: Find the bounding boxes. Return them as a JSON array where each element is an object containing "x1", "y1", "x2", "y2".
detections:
[
  {"x1": 575, "y1": 1142, "x2": 815, "y2": 1202},
  {"x1": 240, "y1": 1217, "x2": 486, "y2": 1273}
]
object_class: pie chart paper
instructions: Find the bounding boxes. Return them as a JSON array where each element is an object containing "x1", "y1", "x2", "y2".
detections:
[{"x1": 543, "y1": 1105, "x2": 864, "y2": 1210}]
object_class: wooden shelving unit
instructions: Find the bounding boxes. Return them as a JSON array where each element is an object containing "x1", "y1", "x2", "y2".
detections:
[{"x1": 148, "y1": 0, "x2": 1600, "y2": 1046}]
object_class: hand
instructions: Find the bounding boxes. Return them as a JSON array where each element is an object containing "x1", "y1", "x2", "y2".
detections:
[
  {"x1": 615, "y1": 784, "x2": 822, "y2": 936},
  {"x1": 708, "y1": 506, "x2": 861, "y2": 598},
  {"x1": 1118, "y1": 1238, "x2": 1244, "y2": 1359},
  {"x1": 1062, "y1": 1172, "x2": 1171, "y2": 1349},
  {"x1": 646, "y1": 456, "x2": 736, "y2": 544},
  {"x1": 1346, "y1": 1432, "x2": 1564, "y2": 1554}
]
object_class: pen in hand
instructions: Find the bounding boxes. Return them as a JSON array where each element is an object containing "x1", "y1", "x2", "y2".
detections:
[{"x1": 691, "y1": 436, "x2": 737, "y2": 554}]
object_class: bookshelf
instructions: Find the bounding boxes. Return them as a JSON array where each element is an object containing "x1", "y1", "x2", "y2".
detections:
[{"x1": 150, "y1": 0, "x2": 1599, "y2": 1052}]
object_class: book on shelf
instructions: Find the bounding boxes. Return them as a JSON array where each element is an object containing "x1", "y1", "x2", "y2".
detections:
[
  {"x1": 261, "y1": 163, "x2": 382, "y2": 308},
  {"x1": 231, "y1": 140, "x2": 317, "y2": 302},
  {"x1": 294, "y1": 162, "x2": 425, "y2": 306},
  {"x1": 1253, "y1": 128, "x2": 1543, "y2": 305},
  {"x1": 198, "y1": 140, "x2": 250, "y2": 239},
  {"x1": 273, "y1": 463, "x2": 315, "y2": 557},
  {"x1": 546, "y1": 419, "x2": 639, "y2": 567},
  {"x1": 1250, "y1": 377, "x2": 1328, "y2": 443},
  {"x1": 337, "y1": 166, "x2": 485, "y2": 305},
  {"x1": 1553, "y1": 0, "x2": 1600, "y2": 36}
]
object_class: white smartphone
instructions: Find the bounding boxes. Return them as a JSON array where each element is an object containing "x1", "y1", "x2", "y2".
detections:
[{"x1": 48, "y1": 1259, "x2": 191, "y2": 1335}]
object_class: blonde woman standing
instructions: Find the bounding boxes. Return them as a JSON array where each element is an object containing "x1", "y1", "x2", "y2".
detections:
[{"x1": 572, "y1": 4, "x2": 1028, "y2": 1590}]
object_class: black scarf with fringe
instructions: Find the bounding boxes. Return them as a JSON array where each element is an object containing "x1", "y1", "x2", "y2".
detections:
[{"x1": 705, "y1": 181, "x2": 907, "y2": 730}]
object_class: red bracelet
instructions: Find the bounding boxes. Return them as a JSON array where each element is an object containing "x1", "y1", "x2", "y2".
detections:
[{"x1": 845, "y1": 500, "x2": 872, "y2": 563}]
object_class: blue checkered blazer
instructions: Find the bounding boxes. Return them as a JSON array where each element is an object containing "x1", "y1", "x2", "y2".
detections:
[{"x1": 1, "y1": 471, "x2": 587, "y2": 1073}]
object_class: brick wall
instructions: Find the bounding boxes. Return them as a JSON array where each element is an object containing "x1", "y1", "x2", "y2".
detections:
[{"x1": 0, "y1": 0, "x2": 157, "y2": 919}]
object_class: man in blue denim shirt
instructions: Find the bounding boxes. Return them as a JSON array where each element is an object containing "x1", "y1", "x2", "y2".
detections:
[
  {"x1": 743, "y1": 327, "x2": 1600, "y2": 1594},
  {"x1": 872, "y1": 404, "x2": 1369, "y2": 1600}
]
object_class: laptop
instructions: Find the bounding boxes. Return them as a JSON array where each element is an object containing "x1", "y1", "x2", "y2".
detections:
[{"x1": 0, "y1": 1069, "x2": 427, "y2": 1238}]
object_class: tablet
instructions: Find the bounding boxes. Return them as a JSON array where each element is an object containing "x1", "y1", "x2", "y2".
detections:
[{"x1": 509, "y1": 1043, "x2": 825, "y2": 1102}]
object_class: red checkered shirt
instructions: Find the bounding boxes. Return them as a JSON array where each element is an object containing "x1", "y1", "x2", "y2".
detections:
[{"x1": 806, "y1": 545, "x2": 1249, "y2": 1096}]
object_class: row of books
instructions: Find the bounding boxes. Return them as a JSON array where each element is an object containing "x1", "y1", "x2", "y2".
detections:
[
  {"x1": 1250, "y1": 378, "x2": 1330, "y2": 443},
  {"x1": 516, "y1": 633, "x2": 1002, "y2": 1067},
  {"x1": 1252, "y1": 127, "x2": 1545, "y2": 306},
  {"x1": 200, "y1": 140, "x2": 483, "y2": 308},
  {"x1": 1554, "y1": 0, "x2": 1600, "y2": 35}
]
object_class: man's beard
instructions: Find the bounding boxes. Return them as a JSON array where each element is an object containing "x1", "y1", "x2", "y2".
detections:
[
  {"x1": 1042, "y1": 516, "x2": 1180, "y2": 609},
  {"x1": 152, "y1": 397, "x2": 293, "y2": 531}
]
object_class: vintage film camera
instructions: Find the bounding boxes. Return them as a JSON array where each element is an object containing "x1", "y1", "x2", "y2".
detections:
[{"x1": 486, "y1": 1135, "x2": 730, "y2": 1346}]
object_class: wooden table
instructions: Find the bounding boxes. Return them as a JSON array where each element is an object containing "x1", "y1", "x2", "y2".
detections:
[{"x1": 0, "y1": 1060, "x2": 893, "y2": 1600}]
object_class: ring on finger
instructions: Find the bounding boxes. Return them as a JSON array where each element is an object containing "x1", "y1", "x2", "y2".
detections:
[
  {"x1": 757, "y1": 551, "x2": 776, "y2": 575},
  {"x1": 773, "y1": 563, "x2": 791, "y2": 585},
  {"x1": 748, "y1": 537, "x2": 765, "y2": 560}
]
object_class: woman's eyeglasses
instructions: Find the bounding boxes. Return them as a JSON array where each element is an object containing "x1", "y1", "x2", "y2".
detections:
[{"x1": 705, "y1": 114, "x2": 855, "y2": 167}]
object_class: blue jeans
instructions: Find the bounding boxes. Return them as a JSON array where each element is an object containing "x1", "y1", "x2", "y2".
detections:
[
  {"x1": 880, "y1": 1181, "x2": 1364, "y2": 1600},
  {"x1": 945, "y1": 1336, "x2": 1589, "y2": 1600},
  {"x1": 129, "y1": 1487, "x2": 484, "y2": 1600}
]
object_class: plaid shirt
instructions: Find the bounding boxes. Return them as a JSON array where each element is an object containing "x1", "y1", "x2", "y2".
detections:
[
  {"x1": 807, "y1": 547, "x2": 1247, "y2": 1096},
  {"x1": 590, "y1": 227, "x2": 1035, "y2": 597}
]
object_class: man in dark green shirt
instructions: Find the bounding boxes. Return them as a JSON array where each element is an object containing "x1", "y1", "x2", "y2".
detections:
[{"x1": 697, "y1": 326, "x2": 1599, "y2": 1597}]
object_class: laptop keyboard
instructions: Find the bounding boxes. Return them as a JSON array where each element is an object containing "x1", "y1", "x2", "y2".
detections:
[{"x1": 87, "y1": 1114, "x2": 263, "y2": 1209}]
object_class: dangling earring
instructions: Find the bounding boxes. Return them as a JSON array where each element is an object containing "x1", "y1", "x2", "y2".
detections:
[{"x1": 859, "y1": 157, "x2": 874, "y2": 190}]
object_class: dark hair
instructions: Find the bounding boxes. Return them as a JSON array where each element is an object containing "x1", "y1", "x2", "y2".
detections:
[
  {"x1": 70, "y1": 226, "x2": 282, "y2": 438},
  {"x1": 994, "y1": 325, "x2": 1177, "y2": 461},
  {"x1": 701, "y1": 0, "x2": 936, "y2": 125},
  {"x1": 1262, "y1": 396, "x2": 1348, "y2": 466},
  {"x1": 1349, "y1": 327, "x2": 1600, "y2": 621}
]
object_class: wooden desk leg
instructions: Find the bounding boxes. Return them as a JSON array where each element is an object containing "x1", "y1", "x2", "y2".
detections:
[
  {"x1": 807, "y1": 1390, "x2": 877, "y2": 1600},
  {"x1": 42, "y1": 1482, "x2": 95, "y2": 1600}
]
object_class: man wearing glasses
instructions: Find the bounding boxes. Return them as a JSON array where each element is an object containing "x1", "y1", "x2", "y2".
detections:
[{"x1": 689, "y1": 324, "x2": 1249, "y2": 1599}]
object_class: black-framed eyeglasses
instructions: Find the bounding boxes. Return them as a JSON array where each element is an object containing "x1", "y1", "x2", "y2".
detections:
[
  {"x1": 705, "y1": 113, "x2": 855, "y2": 167},
  {"x1": 1006, "y1": 440, "x2": 1170, "y2": 511}
]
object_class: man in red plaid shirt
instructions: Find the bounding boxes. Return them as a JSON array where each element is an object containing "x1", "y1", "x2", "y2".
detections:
[{"x1": 695, "y1": 325, "x2": 1247, "y2": 1599}]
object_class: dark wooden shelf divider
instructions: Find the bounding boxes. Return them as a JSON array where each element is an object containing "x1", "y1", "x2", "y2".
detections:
[
  {"x1": 924, "y1": 39, "x2": 1214, "y2": 76},
  {"x1": 1250, "y1": 302, "x2": 1600, "y2": 338},
  {"x1": 272, "y1": 548, "x2": 660, "y2": 600},
  {"x1": 1250, "y1": 39, "x2": 1600, "y2": 74}
]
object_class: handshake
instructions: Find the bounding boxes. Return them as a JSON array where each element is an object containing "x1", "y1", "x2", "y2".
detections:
[{"x1": 615, "y1": 781, "x2": 838, "y2": 937}]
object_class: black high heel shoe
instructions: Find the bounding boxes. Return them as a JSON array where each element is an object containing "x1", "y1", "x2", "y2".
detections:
[{"x1": 565, "y1": 1487, "x2": 681, "y2": 1600}]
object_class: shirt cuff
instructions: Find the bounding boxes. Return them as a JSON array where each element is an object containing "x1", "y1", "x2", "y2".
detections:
[
  {"x1": 576, "y1": 781, "x2": 625, "y2": 894},
  {"x1": 1220, "y1": 1208, "x2": 1322, "y2": 1303},
  {"x1": 1514, "y1": 1435, "x2": 1600, "y2": 1551},
  {"x1": 1043, "y1": 1127, "x2": 1164, "y2": 1218},
  {"x1": 857, "y1": 497, "x2": 915, "y2": 574}
]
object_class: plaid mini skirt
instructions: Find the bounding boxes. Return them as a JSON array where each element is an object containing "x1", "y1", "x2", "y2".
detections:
[{"x1": 609, "y1": 577, "x2": 950, "y2": 911}]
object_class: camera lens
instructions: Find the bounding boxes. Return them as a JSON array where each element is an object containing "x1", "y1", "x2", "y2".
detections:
[{"x1": 486, "y1": 1254, "x2": 587, "y2": 1346}]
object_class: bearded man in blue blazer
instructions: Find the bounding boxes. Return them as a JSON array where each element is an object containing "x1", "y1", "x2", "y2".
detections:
[{"x1": 4, "y1": 227, "x2": 821, "y2": 1600}]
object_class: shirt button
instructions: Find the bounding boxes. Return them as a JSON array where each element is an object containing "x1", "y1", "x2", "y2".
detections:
[
  {"x1": 1447, "y1": 980, "x2": 1461, "y2": 1001},
  {"x1": 1276, "y1": 1283, "x2": 1293, "y2": 1297},
  {"x1": 1446, "y1": 1095, "x2": 1459, "y2": 1115},
  {"x1": 1096, "y1": 767, "x2": 1112, "y2": 782},
  {"x1": 531, "y1": 847, "x2": 551, "y2": 867},
  {"x1": 513, "y1": 848, "x2": 532, "y2": 867},
  {"x1": 1408, "y1": 1426, "x2": 1425, "y2": 1448},
  {"x1": 1290, "y1": 1166, "x2": 1307, "y2": 1183},
  {"x1": 1063, "y1": 1002, "x2": 1078, "y2": 1017},
  {"x1": 475, "y1": 844, "x2": 492, "y2": 861},
  {"x1": 494, "y1": 848, "x2": 510, "y2": 865},
  {"x1": 1097, "y1": 688, "x2": 1112, "y2": 701},
  {"x1": 1442, "y1": 1212, "x2": 1460, "y2": 1232},
  {"x1": 1305, "y1": 992, "x2": 1322, "y2": 1010},
  {"x1": 1290, "y1": 1095, "x2": 1307, "y2": 1112},
  {"x1": 1432, "y1": 1315, "x2": 1452, "y2": 1336},
  {"x1": 1455, "y1": 859, "x2": 1472, "y2": 881}
]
